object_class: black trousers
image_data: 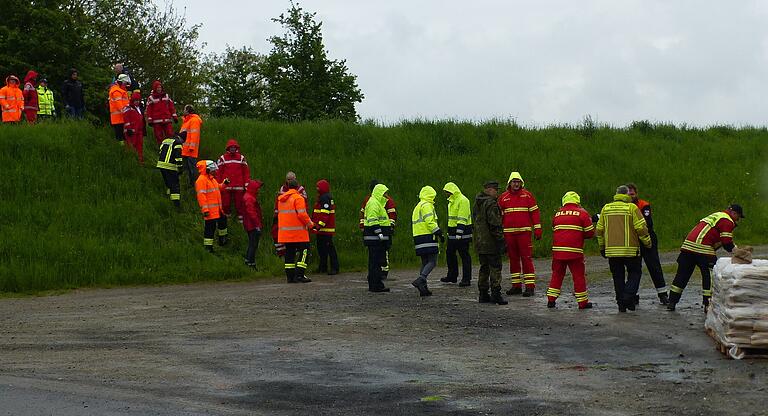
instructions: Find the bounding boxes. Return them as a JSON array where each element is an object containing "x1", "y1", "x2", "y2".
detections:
[
  {"x1": 446, "y1": 239, "x2": 472, "y2": 282},
  {"x1": 183, "y1": 156, "x2": 198, "y2": 185},
  {"x1": 160, "y1": 168, "x2": 181, "y2": 206},
  {"x1": 316, "y1": 234, "x2": 339, "y2": 272},
  {"x1": 113, "y1": 123, "x2": 125, "y2": 142},
  {"x1": 609, "y1": 256, "x2": 643, "y2": 305},
  {"x1": 367, "y1": 244, "x2": 386, "y2": 290},
  {"x1": 669, "y1": 251, "x2": 712, "y2": 305},
  {"x1": 203, "y1": 217, "x2": 227, "y2": 247},
  {"x1": 285, "y1": 242, "x2": 310, "y2": 277},
  {"x1": 640, "y1": 233, "x2": 666, "y2": 291},
  {"x1": 245, "y1": 229, "x2": 262, "y2": 264}
]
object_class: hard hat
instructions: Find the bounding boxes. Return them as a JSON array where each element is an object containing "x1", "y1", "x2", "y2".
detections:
[
  {"x1": 205, "y1": 160, "x2": 218, "y2": 172},
  {"x1": 117, "y1": 74, "x2": 131, "y2": 84}
]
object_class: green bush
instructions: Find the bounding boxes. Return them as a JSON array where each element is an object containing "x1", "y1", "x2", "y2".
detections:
[{"x1": 1, "y1": 119, "x2": 765, "y2": 293}]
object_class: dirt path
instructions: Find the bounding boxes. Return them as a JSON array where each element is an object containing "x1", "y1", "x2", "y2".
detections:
[{"x1": 1, "y1": 250, "x2": 767, "y2": 415}]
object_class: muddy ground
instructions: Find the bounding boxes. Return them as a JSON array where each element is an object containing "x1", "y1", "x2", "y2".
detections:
[{"x1": 1, "y1": 250, "x2": 767, "y2": 416}]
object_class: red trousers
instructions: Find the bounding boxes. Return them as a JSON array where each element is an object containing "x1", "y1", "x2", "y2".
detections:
[
  {"x1": 126, "y1": 132, "x2": 144, "y2": 163},
  {"x1": 152, "y1": 123, "x2": 174, "y2": 145},
  {"x1": 23, "y1": 109, "x2": 37, "y2": 123},
  {"x1": 547, "y1": 257, "x2": 589, "y2": 306},
  {"x1": 504, "y1": 232, "x2": 535, "y2": 288},
  {"x1": 221, "y1": 189, "x2": 246, "y2": 220}
]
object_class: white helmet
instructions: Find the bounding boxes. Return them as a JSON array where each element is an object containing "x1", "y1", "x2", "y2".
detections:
[
  {"x1": 117, "y1": 73, "x2": 131, "y2": 84},
  {"x1": 205, "y1": 160, "x2": 218, "y2": 172}
]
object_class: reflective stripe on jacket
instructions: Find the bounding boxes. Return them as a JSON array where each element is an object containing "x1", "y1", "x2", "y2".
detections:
[
  {"x1": 444, "y1": 182, "x2": 472, "y2": 241},
  {"x1": 180, "y1": 113, "x2": 203, "y2": 157},
  {"x1": 36, "y1": 86, "x2": 55, "y2": 115},
  {"x1": 108, "y1": 84, "x2": 129, "y2": 125},
  {"x1": 156, "y1": 137, "x2": 184, "y2": 171},
  {"x1": 195, "y1": 162, "x2": 223, "y2": 220},
  {"x1": 277, "y1": 189, "x2": 312, "y2": 243},
  {"x1": 552, "y1": 203, "x2": 595, "y2": 260},
  {"x1": 0, "y1": 83, "x2": 24, "y2": 122},
  {"x1": 681, "y1": 211, "x2": 736, "y2": 256},
  {"x1": 412, "y1": 186, "x2": 440, "y2": 255},
  {"x1": 363, "y1": 184, "x2": 392, "y2": 246},
  {"x1": 596, "y1": 194, "x2": 651, "y2": 257}
]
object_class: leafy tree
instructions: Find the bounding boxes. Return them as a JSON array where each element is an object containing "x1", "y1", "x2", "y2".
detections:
[
  {"x1": 206, "y1": 46, "x2": 266, "y2": 117},
  {"x1": 261, "y1": 1, "x2": 364, "y2": 121}
]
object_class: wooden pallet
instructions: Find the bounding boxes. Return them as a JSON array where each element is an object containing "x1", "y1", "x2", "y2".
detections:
[{"x1": 706, "y1": 328, "x2": 768, "y2": 359}]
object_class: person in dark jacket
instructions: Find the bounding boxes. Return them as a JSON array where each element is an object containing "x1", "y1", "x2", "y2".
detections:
[
  {"x1": 243, "y1": 180, "x2": 264, "y2": 269},
  {"x1": 311, "y1": 179, "x2": 339, "y2": 275},
  {"x1": 473, "y1": 180, "x2": 508, "y2": 305},
  {"x1": 61, "y1": 68, "x2": 85, "y2": 118},
  {"x1": 156, "y1": 132, "x2": 185, "y2": 208}
]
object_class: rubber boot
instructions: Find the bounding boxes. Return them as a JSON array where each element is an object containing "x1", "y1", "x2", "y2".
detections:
[
  {"x1": 205, "y1": 245, "x2": 214, "y2": 253},
  {"x1": 328, "y1": 269, "x2": 339, "y2": 276},
  {"x1": 412, "y1": 278, "x2": 432, "y2": 297},
  {"x1": 618, "y1": 300, "x2": 627, "y2": 313},
  {"x1": 490, "y1": 291, "x2": 508, "y2": 305},
  {"x1": 634, "y1": 294, "x2": 640, "y2": 306},
  {"x1": 547, "y1": 301, "x2": 556, "y2": 308},
  {"x1": 218, "y1": 235, "x2": 229, "y2": 246},
  {"x1": 295, "y1": 269, "x2": 312, "y2": 283},
  {"x1": 522, "y1": 287, "x2": 535, "y2": 297},
  {"x1": 479, "y1": 291, "x2": 491, "y2": 303},
  {"x1": 286, "y1": 268, "x2": 297, "y2": 283},
  {"x1": 658, "y1": 292, "x2": 669, "y2": 305},
  {"x1": 458, "y1": 279, "x2": 471, "y2": 287},
  {"x1": 440, "y1": 276, "x2": 457, "y2": 283},
  {"x1": 667, "y1": 291, "x2": 681, "y2": 311},
  {"x1": 506, "y1": 287, "x2": 522, "y2": 296},
  {"x1": 578, "y1": 302, "x2": 593, "y2": 310},
  {"x1": 703, "y1": 297, "x2": 710, "y2": 313}
]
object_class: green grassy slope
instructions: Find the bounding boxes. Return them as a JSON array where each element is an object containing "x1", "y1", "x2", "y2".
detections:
[{"x1": 2, "y1": 120, "x2": 766, "y2": 292}]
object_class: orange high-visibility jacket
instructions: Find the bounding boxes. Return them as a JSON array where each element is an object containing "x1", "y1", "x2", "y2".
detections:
[
  {"x1": 181, "y1": 113, "x2": 203, "y2": 158},
  {"x1": 108, "y1": 84, "x2": 129, "y2": 125},
  {"x1": 195, "y1": 161, "x2": 223, "y2": 220},
  {"x1": 0, "y1": 76, "x2": 24, "y2": 122},
  {"x1": 277, "y1": 189, "x2": 313, "y2": 243}
]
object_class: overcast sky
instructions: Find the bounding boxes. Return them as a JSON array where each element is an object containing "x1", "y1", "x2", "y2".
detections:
[{"x1": 167, "y1": 0, "x2": 768, "y2": 125}]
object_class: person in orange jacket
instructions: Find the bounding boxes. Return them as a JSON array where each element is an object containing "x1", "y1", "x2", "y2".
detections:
[
  {"x1": 272, "y1": 172, "x2": 308, "y2": 257},
  {"x1": 109, "y1": 74, "x2": 131, "y2": 144},
  {"x1": 122, "y1": 92, "x2": 145, "y2": 164},
  {"x1": 498, "y1": 171, "x2": 542, "y2": 297},
  {"x1": 0, "y1": 75, "x2": 24, "y2": 123},
  {"x1": 277, "y1": 179, "x2": 315, "y2": 283},
  {"x1": 180, "y1": 105, "x2": 203, "y2": 185},
  {"x1": 195, "y1": 160, "x2": 230, "y2": 252}
]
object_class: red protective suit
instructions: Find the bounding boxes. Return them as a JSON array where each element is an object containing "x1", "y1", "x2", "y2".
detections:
[
  {"x1": 546, "y1": 195, "x2": 595, "y2": 308},
  {"x1": 122, "y1": 92, "x2": 145, "y2": 163},
  {"x1": 311, "y1": 180, "x2": 336, "y2": 235},
  {"x1": 243, "y1": 180, "x2": 264, "y2": 232},
  {"x1": 271, "y1": 184, "x2": 307, "y2": 256},
  {"x1": 498, "y1": 173, "x2": 542, "y2": 289},
  {"x1": 145, "y1": 80, "x2": 177, "y2": 145},
  {"x1": 22, "y1": 71, "x2": 38, "y2": 123},
  {"x1": 215, "y1": 139, "x2": 250, "y2": 221}
]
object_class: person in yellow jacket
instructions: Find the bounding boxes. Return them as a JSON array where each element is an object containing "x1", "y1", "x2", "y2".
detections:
[
  {"x1": 109, "y1": 74, "x2": 130, "y2": 143},
  {"x1": 0, "y1": 75, "x2": 24, "y2": 123},
  {"x1": 411, "y1": 186, "x2": 443, "y2": 297},
  {"x1": 36, "y1": 78, "x2": 55, "y2": 119},
  {"x1": 441, "y1": 182, "x2": 473, "y2": 286},
  {"x1": 596, "y1": 185, "x2": 651, "y2": 312},
  {"x1": 363, "y1": 184, "x2": 393, "y2": 293}
]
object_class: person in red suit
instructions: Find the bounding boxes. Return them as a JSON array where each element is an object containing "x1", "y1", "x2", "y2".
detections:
[
  {"x1": 216, "y1": 139, "x2": 251, "y2": 223},
  {"x1": 123, "y1": 92, "x2": 145, "y2": 164},
  {"x1": 546, "y1": 191, "x2": 595, "y2": 309},
  {"x1": 498, "y1": 171, "x2": 542, "y2": 297},
  {"x1": 243, "y1": 180, "x2": 264, "y2": 269},
  {"x1": 145, "y1": 80, "x2": 177, "y2": 145}
]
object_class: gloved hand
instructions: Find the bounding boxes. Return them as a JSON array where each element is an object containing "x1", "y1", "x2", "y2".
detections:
[
  {"x1": 203, "y1": 211, "x2": 210, "y2": 218},
  {"x1": 173, "y1": 116, "x2": 179, "y2": 123},
  {"x1": 126, "y1": 129, "x2": 134, "y2": 137},
  {"x1": 378, "y1": 233, "x2": 386, "y2": 241},
  {"x1": 223, "y1": 178, "x2": 231, "y2": 185},
  {"x1": 600, "y1": 249, "x2": 606, "y2": 259}
]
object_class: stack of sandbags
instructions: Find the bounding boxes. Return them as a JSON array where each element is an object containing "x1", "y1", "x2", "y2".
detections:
[{"x1": 704, "y1": 254, "x2": 768, "y2": 359}]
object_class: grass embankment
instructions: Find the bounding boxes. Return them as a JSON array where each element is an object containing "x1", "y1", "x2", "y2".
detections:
[{"x1": 2, "y1": 120, "x2": 766, "y2": 293}]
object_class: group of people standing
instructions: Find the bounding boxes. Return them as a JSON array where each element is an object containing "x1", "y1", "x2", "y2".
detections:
[
  {"x1": 360, "y1": 172, "x2": 744, "y2": 314},
  {"x1": 0, "y1": 71, "x2": 59, "y2": 123}
]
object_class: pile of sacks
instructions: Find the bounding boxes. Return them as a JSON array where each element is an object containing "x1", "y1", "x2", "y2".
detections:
[{"x1": 705, "y1": 247, "x2": 768, "y2": 359}]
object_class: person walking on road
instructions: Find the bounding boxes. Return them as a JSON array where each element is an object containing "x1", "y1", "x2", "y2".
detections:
[
  {"x1": 22, "y1": 70, "x2": 38, "y2": 123},
  {"x1": 499, "y1": 171, "x2": 542, "y2": 297},
  {"x1": 0, "y1": 75, "x2": 23, "y2": 123},
  {"x1": 596, "y1": 185, "x2": 652, "y2": 312},
  {"x1": 359, "y1": 179, "x2": 397, "y2": 280},
  {"x1": 473, "y1": 180, "x2": 508, "y2": 305},
  {"x1": 156, "y1": 132, "x2": 185, "y2": 208},
  {"x1": 546, "y1": 191, "x2": 595, "y2": 309},
  {"x1": 145, "y1": 80, "x2": 177, "y2": 145},
  {"x1": 277, "y1": 179, "x2": 315, "y2": 283},
  {"x1": 441, "y1": 182, "x2": 473, "y2": 286},
  {"x1": 411, "y1": 186, "x2": 442, "y2": 297},
  {"x1": 363, "y1": 183, "x2": 393, "y2": 293},
  {"x1": 36, "y1": 78, "x2": 55, "y2": 119},
  {"x1": 180, "y1": 105, "x2": 203, "y2": 185},
  {"x1": 195, "y1": 160, "x2": 229, "y2": 252},
  {"x1": 243, "y1": 180, "x2": 264, "y2": 269},
  {"x1": 311, "y1": 179, "x2": 339, "y2": 275},
  {"x1": 667, "y1": 204, "x2": 743, "y2": 312},
  {"x1": 626, "y1": 183, "x2": 669, "y2": 305}
]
